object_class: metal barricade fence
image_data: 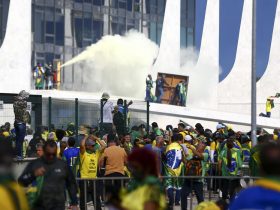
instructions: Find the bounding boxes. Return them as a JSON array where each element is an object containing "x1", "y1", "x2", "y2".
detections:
[
  {"x1": 41, "y1": 97, "x2": 150, "y2": 137},
  {"x1": 75, "y1": 175, "x2": 260, "y2": 210}
]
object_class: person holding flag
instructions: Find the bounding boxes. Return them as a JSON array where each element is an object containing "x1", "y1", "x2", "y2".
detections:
[{"x1": 163, "y1": 134, "x2": 184, "y2": 208}]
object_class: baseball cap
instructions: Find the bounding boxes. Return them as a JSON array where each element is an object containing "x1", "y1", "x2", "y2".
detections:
[
  {"x1": 85, "y1": 139, "x2": 95, "y2": 146},
  {"x1": 101, "y1": 92, "x2": 110, "y2": 100},
  {"x1": 216, "y1": 124, "x2": 224, "y2": 130},
  {"x1": 185, "y1": 135, "x2": 192, "y2": 141}
]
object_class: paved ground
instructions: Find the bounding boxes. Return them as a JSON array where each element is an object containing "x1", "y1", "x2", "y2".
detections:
[{"x1": 81, "y1": 191, "x2": 220, "y2": 210}]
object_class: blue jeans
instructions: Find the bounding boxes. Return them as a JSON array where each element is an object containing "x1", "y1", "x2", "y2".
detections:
[
  {"x1": 15, "y1": 123, "x2": 26, "y2": 158},
  {"x1": 146, "y1": 88, "x2": 152, "y2": 102},
  {"x1": 181, "y1": 180, "x2": 204, "y2": 210},
  {"x1": 266, "y1": 112, "x2": 271, "y2": 118},
  {"x1": 167, "y1": 188, "x2": 181, "y2": 206},
  {"x1": 156, "y1": 87, "x2": 164, "y2": 103}
]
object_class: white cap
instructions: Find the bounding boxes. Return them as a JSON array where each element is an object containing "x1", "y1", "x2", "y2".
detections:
[
  {"x1": 216, "y1": 124, "x2": 224, "y2": 130},
  {"x1": 62, "y1": 136, "x2": 69, "y2": 142},
  {"x1": 186, "y1": 126, "x2": 191, "y2": 130},
  {"x1": 184, "y1": 135, "x2": 192, "y2": 141}
]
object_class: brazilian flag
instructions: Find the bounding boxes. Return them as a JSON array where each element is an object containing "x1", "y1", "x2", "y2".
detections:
[{"x1": 164, "y1": 142, "x2": 184, "y2": 189}]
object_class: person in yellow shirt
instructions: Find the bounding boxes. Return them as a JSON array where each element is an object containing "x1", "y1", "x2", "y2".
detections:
[
  {"x1": 260, "y1": 98, "x2": 274, "y2": 118},
  {"x1": 79, "y1": 135, "x2": 106, "y2": 210},
  {"x1": 120, "y1": 148, "x2": 166, "y2": 210},
  {"x1": 266, "y1": 98, "x2": 273, "y2": 117},
  {"x1": 0, "y1": 138, "x2": 29, "y2": 210}
]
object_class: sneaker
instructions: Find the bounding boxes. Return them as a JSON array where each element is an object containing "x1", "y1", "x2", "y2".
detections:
[{"x1": 15, "y1": 156, "x2": 23, "y2": 161}]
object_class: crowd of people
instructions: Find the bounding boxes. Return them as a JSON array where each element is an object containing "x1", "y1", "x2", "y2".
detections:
[
  {"x1": 1, "y1": 91, "x2": 280, "y2": 210},
  {"x1": 33, "y1": 62, "x2": 58, "y2": 90},
  {"x1": 1, "y1": 115, "x2": 280, "y2": 209}
]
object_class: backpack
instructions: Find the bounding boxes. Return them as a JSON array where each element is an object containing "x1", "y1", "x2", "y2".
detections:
[
  {"x1": 185, "y1": 158, "x2": 202, "y2": 176},
  {"x1": 113, "y1": 111, "x2": 124, "y2": 127}
]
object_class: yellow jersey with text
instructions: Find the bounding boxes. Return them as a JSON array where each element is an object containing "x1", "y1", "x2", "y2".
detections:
[{"x1": 80, "y1": 150, "x2": 101, "y2": 178}]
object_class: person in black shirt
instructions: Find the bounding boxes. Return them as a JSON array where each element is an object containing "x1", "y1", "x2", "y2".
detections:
[{"x1": 19, "y1": 140, "x2": 78, "y2": 210}]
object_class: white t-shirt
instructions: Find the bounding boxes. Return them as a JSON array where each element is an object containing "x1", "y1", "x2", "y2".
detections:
[{"x1": 103, "y1": 100, "x2": 114, "y2": 123}]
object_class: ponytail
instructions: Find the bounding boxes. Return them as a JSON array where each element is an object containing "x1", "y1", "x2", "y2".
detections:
[
  {"x1": 226, "y1": 138, "x2": 234, "y2": 168},
  {"x1": 227, "y1": 148, "x2": 232, "y2": 168}
]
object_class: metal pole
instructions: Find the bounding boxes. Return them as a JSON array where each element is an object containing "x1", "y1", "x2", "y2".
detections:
[
  {"x1": 146, "y1": 100, "x2": 150, "y2": 132},
  {"x1": 75, "y1": 98, "x2": 78, "y2": 141},
  {"x1": 84, "y1": 181, "x2": 87, "y2": 210},
  {"x1": 100, "y1": 99, "x2": 104, "y2": 137},
  {"x1": 124, "y1": 100, "x2": 128, "y2": 132},
  {"x1": 251, "y1": 0, "x2": 257, "y2": 146},
  {"x1": 93, "y1": 180, "x2": 97, "y2": 210},
  {"x1": 48, "y1": 97, "x2": 52, "y2": 131}
]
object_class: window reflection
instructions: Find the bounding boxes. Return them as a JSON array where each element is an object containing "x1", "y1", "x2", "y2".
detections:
[{"x1": 74, "y1": 18, "x2": 83, "y2": 48}]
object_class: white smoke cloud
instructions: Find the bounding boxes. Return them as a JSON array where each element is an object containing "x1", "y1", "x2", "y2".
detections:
[
  {"x1": 180, "y1": 47, "x2": 219, "y2": 109},
  {"x1": 62, "y1": 30, "x2": 159, "y2": 98}
]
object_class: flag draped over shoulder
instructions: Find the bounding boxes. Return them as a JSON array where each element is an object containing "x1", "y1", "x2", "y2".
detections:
[{"x1": 164, "y1": 143, "x2": 183, "y2": 177}]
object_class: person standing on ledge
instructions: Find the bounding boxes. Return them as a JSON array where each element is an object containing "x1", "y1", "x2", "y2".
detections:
[
  {"x1": 13, "y1": 90, "x2": 31, "y2": 160},
  {"x1": 145, "y1": 74, "x2": 154, "y2": 102},
  {"x1": 155, "y1": 74, "x2": 169, "y2": 103}
]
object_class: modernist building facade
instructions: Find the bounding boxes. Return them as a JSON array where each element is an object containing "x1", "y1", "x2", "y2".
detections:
[{"x1": 0, "y1": 0, "x2": 195, "y2": 89}]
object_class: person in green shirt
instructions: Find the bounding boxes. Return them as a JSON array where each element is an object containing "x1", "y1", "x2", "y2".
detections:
[
  {"x1": 250, "y1": 134, "x2": 272, "y2": 176},
  {"x1": 152, "y1": 122, "x2": 162, "y2": 136},
  {"x1": 218, "y1": 138, "x2": 242, "y2": 200},
  {"x1": 145, "y1": 74, "x2": 154, "y2": 102}
]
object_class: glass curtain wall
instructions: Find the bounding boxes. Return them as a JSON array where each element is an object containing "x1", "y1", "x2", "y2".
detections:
[{"x1": 32, "y1": 0, "x2": 195, "y2": 87}]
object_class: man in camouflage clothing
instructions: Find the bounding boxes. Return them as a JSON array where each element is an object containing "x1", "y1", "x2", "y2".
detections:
[{"x1": 14, "y1": 90, "x2": 30, "y2": 160}]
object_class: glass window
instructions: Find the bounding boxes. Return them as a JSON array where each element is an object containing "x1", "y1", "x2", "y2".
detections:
[
  {"x1": 145, "y1": 0, "x2": 150, "y2": 13},
  {"x1": 127, "y1": 0, "x2": 132, "y2": 11},
  {"x1": 92, "y1": 19, "x2": 103, "y2": 43},
  {"x1": 83, "y1": 16, "x2": 92, "y2": 38},
  {"x1": 111, "y1": 0, "x2": 118, "y2": 8},
  {"x1": 46, "y1": 36, "x2": 54, "y2": 44},
  {"x1": 45, "y1": 53, "x2": 54, "y2": 63},
  {"x1": 149, "y1": 22, "x2": 157, "y2": 43},
  {"x1": 55, "y1": 15, "x2": 64, "y2": 46},
  {"x1": 34, "y1": 11, "x2": 44, "y2": 43},
  {"x1": 180, "y1": 27, "x2": 187, "y2": 47},
  {"x1": 74, "y1": 18, "x2": 83, "y2": 47},
  {"x1": 181, "y1": 0, "x2": 187, "y2": 26},
  {"x1": 84, "y1": 0, "x2": 92, "y2": 3},
  {"x1": 46, "y1": 21, "x2": 54, "y2": 34},
  {"x1": 157, "y1": 0, "x2": 165, "y2": 15},
  {"x1": 111, "y1": 22, "x2": 118, "y2": 35},
  {"x1": 118, "y1": 24, "x2": 126, "y2": 35},
  {"x1": 75, "y1": 0, "x2": 83, "y2": 2},
  {"x1": 118, "y1": 0, "x2": 126, "y2": 9},
  {"x1": 83, "y1": 40, "x2": 92, "y2": 47},
  {"x1": 187, "y1": 27, "x2": 194, "y2": 47},
  {"x1": 187, "y1": 0, "x2": 195, "y2": 25},
  {"x1": 157, "y1": 23, "x2": 162, "y2": 45},
  {"x1": 93, "y1": 0, "x2": 102, "y2": 6},
  {"x1": 134, "y1": 0, "x2": 140, "y2": 12},
  {"x1": 92, "y1": 20, "x2": 103, "y2": 43},
  {"x1": 150, "y1": 0, "x2": 157, "y2": 13}
]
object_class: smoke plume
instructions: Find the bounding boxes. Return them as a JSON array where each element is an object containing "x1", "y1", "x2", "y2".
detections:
[
  {"x1": 62, "y1": 30, "x2": 159, "y2": 99},
  {"x1": 180, "y1": 47, "x2": 220, "y2": 109}
]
